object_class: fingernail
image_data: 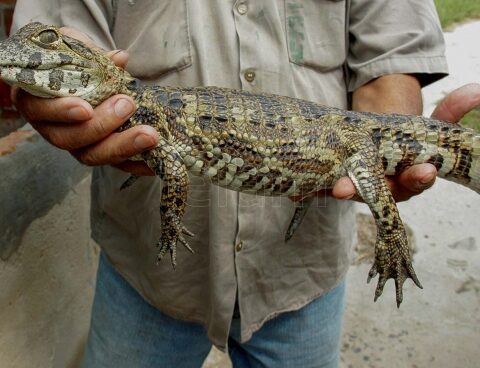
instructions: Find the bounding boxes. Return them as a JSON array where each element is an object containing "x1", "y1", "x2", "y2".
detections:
[
  {"x1": 419, "y1": 171, "x2": 436, "y2": 185},
  {"x1": 134, "y1": 133, "x2": 156, "y2": 150},
  {"x1": 114, "y1": 98, "x2": 134, "y2": 119},
  {"x1": 111, "y1": 49, "x2": 127, "y2": 57},
  {"x1": 414, "y1": 172, "x2": 436, "y2": 191},
  {"x1": 339, "y1": 193, "x2": 356, "y2": 200},
  {"x1": 68, "y1": 106, "x2": 90, "y2": 121}
]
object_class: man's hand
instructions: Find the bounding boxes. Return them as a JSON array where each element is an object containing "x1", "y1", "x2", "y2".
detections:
[
  {"x1": 331, "y1": 82, "x2": 480, "y2": 202},
  {"x1": 14, "y1": 27, "x2": 158, "y2": 176}
]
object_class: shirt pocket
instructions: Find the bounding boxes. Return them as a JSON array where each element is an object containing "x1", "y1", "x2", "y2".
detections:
[
  {"x1": 285, "y1": 0, "x2": 346, "y2": 71},
  {"x1": 112, "y1": 0, "x2": 192, "y2": 79}
]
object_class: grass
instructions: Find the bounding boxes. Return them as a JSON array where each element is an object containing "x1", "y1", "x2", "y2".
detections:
[
  {"x1": 435, "y1": 0, "x2": 480, "y2": 29},
  {"x1": 460, "y1": 107, "x2": 480, "y2": 131}
]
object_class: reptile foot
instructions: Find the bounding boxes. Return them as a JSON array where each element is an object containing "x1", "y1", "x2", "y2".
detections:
[
  {"x1": 367, "y1": 257, "x2": 422, "y2": 307},
  {"x1": 156, "y1": 224, "x2": 195, "y2": 269}
]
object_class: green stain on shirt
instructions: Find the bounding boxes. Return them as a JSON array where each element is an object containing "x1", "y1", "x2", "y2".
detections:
[{"x1": 287, "y1": 3, "x2": 305, "y2": 64}]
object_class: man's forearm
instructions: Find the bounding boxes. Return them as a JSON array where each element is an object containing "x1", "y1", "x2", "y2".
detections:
[{"x1": 352, "y1": 74, "x2": 422, "y2": 115}]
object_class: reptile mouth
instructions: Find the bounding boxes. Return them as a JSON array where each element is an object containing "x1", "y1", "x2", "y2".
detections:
[
  {"x1": 0, "y1": 61, "x2": 92, "y2": 72},
  {"x1": 0, "y1": 64, "x2": 100, "y2": 98}
]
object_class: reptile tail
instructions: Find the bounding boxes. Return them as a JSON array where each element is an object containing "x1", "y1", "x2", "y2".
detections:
[
  {"x1": 371, "y1": 114, "x2": 480, "y2": 194},
  {"x1": 437, "y1": 132, "x2": 480, "y2": 194},
  {"x1": 421, "y1": 120, "x2": 480, "y2": 194}
]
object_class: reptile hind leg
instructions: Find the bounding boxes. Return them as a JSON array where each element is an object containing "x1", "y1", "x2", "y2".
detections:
[
  {"x1": 143, "y1": 142, "x2": 195, "y2": 269},
  {"x1": 345, "y1": 144, "x2": 422, "y2": 307}
]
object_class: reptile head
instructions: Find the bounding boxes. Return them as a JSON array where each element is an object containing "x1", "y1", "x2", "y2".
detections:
[{"x1": 0, "y1": 22, "x2": 134, "y2": 106}]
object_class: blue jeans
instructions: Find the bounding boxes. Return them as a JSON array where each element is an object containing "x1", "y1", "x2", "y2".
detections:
[{"x1": 82, "y1": 254, "x2": 345, "y2": 368}]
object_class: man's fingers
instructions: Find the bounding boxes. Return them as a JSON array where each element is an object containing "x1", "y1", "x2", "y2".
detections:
[
  {"x1": 43, "y1": 95, "x2": 137, "y2": 150},
  {"x1": 49, "y1": 95, "x2": 135, "y2": 151},
  {"x1": 397, "y1": 163, "x2": 437, "y2": 192},
  {"x1": 328, "y1": 163, "x2": 437, "y2": 203},
  {"x1": 431, "y1": 83, "x2": 480, "y2": 122},
  {"x1": 15, "y1": 90, "x2": 94, "y2": 123},
  {"x1": 71, "y1": 125, "x2": 158, "y2": 166},
  {"x1": 331, "y1": 176, "x2": 357, "y2": 200},
  {"x1": 386, "y1": 163, "x2": 437, "y2": 202}
]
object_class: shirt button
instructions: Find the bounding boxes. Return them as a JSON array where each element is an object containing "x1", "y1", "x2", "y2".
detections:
[
  {"x1": 236, "y1": 241, "x2": 244, "y2": 252},
  {"x1": 236, "y1": 2, "x2": 248, "y2": 15},
  {"x1": 244, "y1": 70, "x2": 256, "y2": 82}
]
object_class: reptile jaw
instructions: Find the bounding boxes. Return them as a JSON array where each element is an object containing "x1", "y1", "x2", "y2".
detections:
[{"x1": 0, "y1": 65, "x2": 102, "y2": 99}]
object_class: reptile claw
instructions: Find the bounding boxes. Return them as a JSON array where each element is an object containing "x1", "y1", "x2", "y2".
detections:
[
  {"x1": 182, "y1": 226, "x2": 195, "y2": 238},
  {"x1": 156, "y1": 240, "x2": 170, "y2": 260},
  {"x1": 120, "y1": 175, "x2": 139, "y2": 190},
  {"x1": 367, "y1": 263, "x2": 378, "y2": 284},
  {"x1": 407, "y1": 262, "x2": 423, "y2": 289},
  {"x1": 395, "y1": 277, "x2": 404, "y2": 308},
  {"x1": 178, "y1": 235, "x2": 195, "y2": 254},
  {"x1": 156, "y1": 223, "x2": 195, "y2": 268},
  {"x1": 373, "y1": 273, "x2": 388, "y2": 302}
]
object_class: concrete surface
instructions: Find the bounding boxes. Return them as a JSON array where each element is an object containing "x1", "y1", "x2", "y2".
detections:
[
  {"x1": 203, "y1": 20, "x2": 480, "y2": 368},
  {"x1": 0, "y1": 125, "x2": 90, "y2": 260},
  {"x1": 0, "y1": 176, "x2": 98, "y2": 368}
]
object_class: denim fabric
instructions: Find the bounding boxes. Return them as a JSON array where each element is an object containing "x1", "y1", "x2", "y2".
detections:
[
  {"x1": 228, "y1": 283, "x2": 345, "y2": 367},
  {"x1": 82, "y1": 254, "x2": 345, "y2": 368}
]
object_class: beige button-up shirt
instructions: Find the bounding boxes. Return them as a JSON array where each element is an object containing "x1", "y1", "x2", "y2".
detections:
[{"x1": 13, "y1": 0, "x2": 447, "y2": 349}]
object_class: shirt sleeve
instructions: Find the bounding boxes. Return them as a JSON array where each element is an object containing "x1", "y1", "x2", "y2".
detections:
[
  {"x1": 347, "y1": 0, "x2": 448, "y2": 91},
  {"x1": 12, "y1": 0, "x2": 116, "y2": 50}
]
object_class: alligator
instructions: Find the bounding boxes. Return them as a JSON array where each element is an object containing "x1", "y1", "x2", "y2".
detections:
[{"x1": 1, "y1": 22, "x2": 479, "y2": 307}]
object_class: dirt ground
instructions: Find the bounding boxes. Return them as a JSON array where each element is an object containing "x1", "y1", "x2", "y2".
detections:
[{"x1": 202, "y1": 21, "x2": 480, "y2": 368}]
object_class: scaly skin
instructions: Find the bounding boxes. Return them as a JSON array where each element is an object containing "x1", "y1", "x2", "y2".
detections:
[{"x1": 2, "y1": 23, "x2": 480, "y2": 306}]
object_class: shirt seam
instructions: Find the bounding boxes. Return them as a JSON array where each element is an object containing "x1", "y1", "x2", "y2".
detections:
[
  {"x1": 351, "y1": 54, "x2": 448, "y2": 69},
  {"x1": 348, "y1": 55, "x2": 448, "y2": 91}
]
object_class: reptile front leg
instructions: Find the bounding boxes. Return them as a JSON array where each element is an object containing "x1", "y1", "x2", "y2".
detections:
[
  {"x1": 345, "y1": 135, "x2": 422, "y2": 307},
  {"x1": 142, "y1": 139, "x2": 195, "y2": 268}
]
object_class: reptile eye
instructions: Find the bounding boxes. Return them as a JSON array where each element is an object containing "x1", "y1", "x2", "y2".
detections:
[{"x1": 38, "y1": 29, "x2": 59, "y2": 44}]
